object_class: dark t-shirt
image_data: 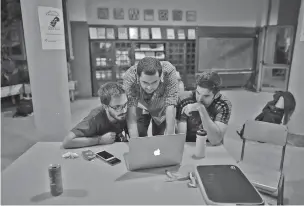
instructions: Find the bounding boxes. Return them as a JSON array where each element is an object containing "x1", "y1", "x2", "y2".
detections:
[
  {"x1": 176, "y1": 91, "x2": 232, "y2": 142},
  {"x1": 71, "y1": 106, "x2": 128, "y2": 142}
]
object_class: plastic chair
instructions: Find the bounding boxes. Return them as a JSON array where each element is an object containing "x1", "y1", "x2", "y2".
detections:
[{"x1": 237, "y1": 120, "x2": 288, "y2": 205}]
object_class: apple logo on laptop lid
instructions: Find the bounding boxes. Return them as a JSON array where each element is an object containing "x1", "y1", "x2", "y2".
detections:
[{"x1": 154, "y1": 149, "x2": 161, "y2": 156}]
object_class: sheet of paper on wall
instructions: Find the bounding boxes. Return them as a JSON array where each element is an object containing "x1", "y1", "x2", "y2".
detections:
[
  {"x1": 106, "y1": 28, "x2": 115, "y2": 39},
  {"x1": 188, "y1": 29, "x2": 196, "y2": 39},
  {"x1": 167, "y1": 28, "x2": 175, "y2": 39},
  {"x1": 129, "y1": 27, "x2": 139, "y2": 39},
  {"x1": 38, "y1": 6, "x2": 66, "y2": 50},
  {"x1": 89, "y1": 28, "x2": 98, "y2": 39},
  {"x1": 118, "y1": 27, "x2": 128, "y2": 39},
  {"x1": 97, "y1": 28, "x2": 106, "y2": 39},
  {"x1": 177, "y1": 29, "x2": 185, "y2": 39},
  {"x1": 140, "y1": 28, "x2": 150, "y2": 39},
  {"x1": 151, "y1": 28, "x2": 162, "y2": 39}
]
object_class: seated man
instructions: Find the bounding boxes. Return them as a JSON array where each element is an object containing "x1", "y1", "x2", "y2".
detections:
[
  {"x1": 62, "y1": 82, "x2": 128, "y2": 149},
  {"x1": 176, "y1": 72, "x2": 232, "y2": 146}
]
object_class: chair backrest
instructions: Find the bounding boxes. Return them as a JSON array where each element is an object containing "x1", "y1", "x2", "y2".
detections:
[{"x1": 243, "y1": 120, "x2": 288, "y2": 146}]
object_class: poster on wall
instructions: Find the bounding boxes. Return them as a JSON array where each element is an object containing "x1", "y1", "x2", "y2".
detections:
[
  {"x1": 300, "y1": 12, "x2": 304, "y2": 41},
  {"x1": 38, "y1": 6, "x2": 65, "y2": 50}
]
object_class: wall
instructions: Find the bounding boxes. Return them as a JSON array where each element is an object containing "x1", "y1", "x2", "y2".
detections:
[
  {"x1": 277, "y1": 0, "x2": 302, "y2": 26},
  {"x1": 288, "y1": 0, "x2": 304, "y2": 135},
  {"x1": 70, "y1": 22, "x2": 93, "y2": 97},
  {"x1": 85, "y1": 0, "x2": 278, "y2": 26},
  {"x1": 66, "y1": 0, "x2": 280, "y2": 97},
  {"x1": 67, "y1": 0, "x2": 87, "y2": 21}
]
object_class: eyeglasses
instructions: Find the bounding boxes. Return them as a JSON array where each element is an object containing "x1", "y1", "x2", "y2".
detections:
[{"x1": 108, "y1": 102, "x2": 128, "y2": 111}]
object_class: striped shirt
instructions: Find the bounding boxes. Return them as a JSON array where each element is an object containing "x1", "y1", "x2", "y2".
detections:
[
  {"x1": 123, "y1": 61, "x2": 178, "y2": 125},
  {"x1": 176, "y1": 91, "x2": 232, "y2": 142}
]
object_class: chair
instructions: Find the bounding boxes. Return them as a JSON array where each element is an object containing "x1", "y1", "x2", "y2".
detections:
[{"x1": 237, "y1": 120, "x2": 288, "y2": 205}]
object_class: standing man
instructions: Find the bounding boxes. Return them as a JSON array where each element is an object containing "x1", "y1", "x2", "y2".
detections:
[
  {"x1": 62, "y1": 82, "x2": 128, "y2": 149},
  {"x1": 176, "y1": 72, "x2": 232, "y2": 145},
  {"x1": 123, "y1": 57, "x2": 178, "y2": 138}
]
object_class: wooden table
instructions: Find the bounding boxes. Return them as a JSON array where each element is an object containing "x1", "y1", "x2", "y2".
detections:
[{"x1": 1, "y1": 142, "x2": 236, "y2": 205}]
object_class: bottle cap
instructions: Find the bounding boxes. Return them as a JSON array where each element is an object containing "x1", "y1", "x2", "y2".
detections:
[{"x1": 196, "y1": 129, "x2": 207, "y2": 136}]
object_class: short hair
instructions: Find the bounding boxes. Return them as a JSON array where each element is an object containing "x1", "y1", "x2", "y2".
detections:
[
  {"x1": 97, "y1": 82, "x2": 125, "y2": 105},
  {"x1": 196, "y1": 71, "x2": 222, "y2": 94},
  {"x1": 137, "y1": 57, "x2": 162, "y2": 77}
]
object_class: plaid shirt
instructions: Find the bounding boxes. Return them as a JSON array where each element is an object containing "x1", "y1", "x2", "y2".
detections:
[
  {"x1": 176, "y1": 91, "x2": 232, "y2": 141},
  {"x1": 123, "y1": 61, "x2": 178, "y2": 125}
]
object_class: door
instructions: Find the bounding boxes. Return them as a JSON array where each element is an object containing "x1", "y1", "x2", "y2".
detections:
[{"x1": 257, "y1": 26, "x2": 294, "y2": 92}]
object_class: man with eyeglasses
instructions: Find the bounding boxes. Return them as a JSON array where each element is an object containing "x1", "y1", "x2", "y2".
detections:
[
  {"x1": 176, "y1": 72, "x2": 232, "y2": 145},
  {"x1": 123, "y1": 57, "x2": 178, "y2": 138},
  {"x1": 62, "y1": 82, "x2": 129, "y2": 149}
]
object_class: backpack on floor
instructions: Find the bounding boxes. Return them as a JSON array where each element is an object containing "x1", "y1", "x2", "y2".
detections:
[{"x1": 13, "y1": 98, "x2": 33, "y2": 117}]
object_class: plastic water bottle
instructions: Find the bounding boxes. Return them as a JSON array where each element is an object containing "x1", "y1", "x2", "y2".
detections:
[{"x1": 195, "y1": 129, "x2": 207, "y2": 158}]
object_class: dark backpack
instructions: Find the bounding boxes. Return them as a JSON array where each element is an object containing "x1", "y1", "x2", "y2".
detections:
[{"x1": 13, "y1": 99, "x2": 33, "y2": 117}]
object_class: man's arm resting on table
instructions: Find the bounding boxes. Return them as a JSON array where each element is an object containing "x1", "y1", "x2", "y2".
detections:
[
  {"x1": 165, "y1": 105, "x2": 176, "y2": 134},
  {"x1": 198, "y1": 107, "x2": 228, "y2": 146},
  {"x1": 62, "y1": 132, "x2": 101, "y2": 149},
  {"x1": 126, "y1": 106, "x2": 139, "y2": 138}
]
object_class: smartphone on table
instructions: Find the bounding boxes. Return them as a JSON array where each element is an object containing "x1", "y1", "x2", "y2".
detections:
[{"x1": 95, "y1": 150, "x2": 121, "y2": 166}]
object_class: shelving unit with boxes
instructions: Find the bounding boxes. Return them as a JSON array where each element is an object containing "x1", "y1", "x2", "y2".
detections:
[{"x1": 89, "y1": 25, "x2": 197, "y2": 95}]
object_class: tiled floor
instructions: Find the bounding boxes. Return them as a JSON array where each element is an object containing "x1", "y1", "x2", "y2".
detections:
[{"x1": 1, "y1": 90, "x2": 304, "y2": 204}]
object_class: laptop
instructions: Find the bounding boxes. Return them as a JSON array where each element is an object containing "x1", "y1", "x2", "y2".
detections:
[{"x1": 124, "y1": 133, "x2": 186, "y2": 171}]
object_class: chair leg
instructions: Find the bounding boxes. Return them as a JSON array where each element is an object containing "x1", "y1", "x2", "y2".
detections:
[{"x1": 277, "y1": 174, "x2": 285, "y2": 205}]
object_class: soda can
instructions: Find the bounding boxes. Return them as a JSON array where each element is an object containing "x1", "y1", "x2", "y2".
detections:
[{"x1": 48, "y1": 164, "x2": 63, "y2": 196}]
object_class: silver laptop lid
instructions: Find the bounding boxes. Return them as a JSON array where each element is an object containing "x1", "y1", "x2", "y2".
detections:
[{"x1": 126, "y1": 133, "x2": 186, "y2": 171}]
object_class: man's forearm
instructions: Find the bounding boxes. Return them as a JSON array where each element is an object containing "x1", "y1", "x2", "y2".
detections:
[
  {"x1": 198, "y1": 108, "x2": 222, "y2": 145},
  {"x1": 165, "y1": 105, "x2": 176, "y2": 134},
  {"x1": 127, "y1": 106, "x2": 139, "y2": 138},
  {"x1": 63, "y1": 136, "x2": 99, "y2": 149}
]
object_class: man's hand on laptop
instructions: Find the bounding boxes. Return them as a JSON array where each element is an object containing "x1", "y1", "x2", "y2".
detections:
[{"x1": 98, "y1": 132, "x2": 116, "y2": 145}]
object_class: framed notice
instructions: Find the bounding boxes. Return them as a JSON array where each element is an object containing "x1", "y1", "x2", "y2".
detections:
[
  {"x1": 129, "y1": 27, "x2": 139, "y2": 39},
  {"x1": 177, "y1": 29, "x2": 185, "y2": 39},
  {"x1": 151, "y1": 27, "x2": 161, "y2": 39},
  {"x1": 89, "y1": 28, "x2": 97, "y2": 39},
  {"x1": 186, "y1": 11, "x2": 196, "y2": 22},
  {"x1": 118, "y1": 27, "x2": 128, "y2": 39},
  {"x1": 114, "y1": 8, "x2": 124, "y2": 20},
  {"x1": 97, "y1": 28, "x2": 106, "y2": 39},
  {"x1": 166, "y1": 28, "x2": 175, "y2": 39},
  {"x1": 106, "y1": 28, "x2": 115, "y2": 39},
  {"x1": 144, "y1": 9, "x2": 154, "y2": 21},
  {"x1": 140, "y1": 28, "x2": 150, "y2": 39},
  {"x1": 188, "y1": 29, "x2": 196, "y2": 39},
  {"x1": 97, "y1": 8, "x2": 109, "y2": 19}
]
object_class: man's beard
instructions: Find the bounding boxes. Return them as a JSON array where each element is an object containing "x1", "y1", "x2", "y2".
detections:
[{"x1": 109, "y1": 110, "x2": 126, "y2": 122}]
